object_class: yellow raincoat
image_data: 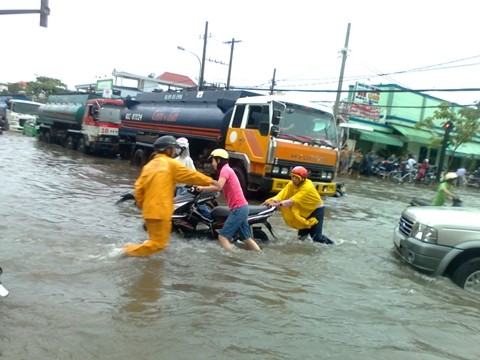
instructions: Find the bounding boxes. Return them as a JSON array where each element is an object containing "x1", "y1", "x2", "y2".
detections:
[
  {"x1": 267, "y1": 179, "x2": 321, "y2": 229},
  {"x1": 123, "y1": 153, "x2": 213, "y2": 256}
]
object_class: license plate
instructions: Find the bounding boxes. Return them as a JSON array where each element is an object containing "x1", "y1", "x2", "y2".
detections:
[{"x1": 99, "y1": 127, "x2": 119, "y2": 135}]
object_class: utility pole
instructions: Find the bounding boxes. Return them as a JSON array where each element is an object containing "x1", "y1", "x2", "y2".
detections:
[
  {"x1": 199, "y1": 21, "x2": 209, "y2": 91},
  {"x1": 333, "y1": 23, "x2": 351, "y2": 123},
  {"x1": 436, "y1": 120, "x2": 454, "y2": 182},
  {"x1": 270, "y1": 68, "x2": 277, "y2": 95},
  {"x1": 224, "y1": 38, "x2": 242, "y2": 90}
]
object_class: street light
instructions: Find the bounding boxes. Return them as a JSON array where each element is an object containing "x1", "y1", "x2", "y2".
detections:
[{"x1": 177, "y1": 46, "x2": 202, "y2": 90}]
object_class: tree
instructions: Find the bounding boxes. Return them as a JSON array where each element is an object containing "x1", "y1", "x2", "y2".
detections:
[
  {"x1": 26, "y1": 76, "x2": 68, "y2": 101},
  {"x1": 415, "y1": 101, "x2": 480, "y2": 168},
  {"x1": 5, "y1": 83, "x2": 25, "y2": 94}
]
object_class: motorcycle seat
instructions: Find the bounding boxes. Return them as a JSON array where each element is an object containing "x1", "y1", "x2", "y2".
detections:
[{"x1": 210, "y1": 205, "x2": 271, "y2": 218}]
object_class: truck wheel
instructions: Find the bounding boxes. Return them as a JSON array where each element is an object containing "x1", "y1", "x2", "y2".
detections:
[
  {"x1": 232, "y1": 166, "x2": 247, "y2": 194},
  {"x1": 131, "y1": 149, "x2": 146, "y2": 167},
  {"x1": 77, "y1": 138, "x2": 89, "y2": 153},
  {"x1": 451, "y1": 257, "x2": 480, "y2": 292},
  {"x1": 65, "y1": 135, "x2": 76, "y2": 150}
]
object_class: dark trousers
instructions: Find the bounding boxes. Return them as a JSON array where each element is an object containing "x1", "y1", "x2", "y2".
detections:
[{"x1": 298, "y1": 207, "x2": 333, "y2": 244}]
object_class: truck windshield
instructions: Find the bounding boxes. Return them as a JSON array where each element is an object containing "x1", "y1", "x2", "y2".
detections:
[
  {"x1": 97, "y1": 106, "x2": 122, "y2": 124},
  {"x1": 278, "y1": 104, "x2": 337, "y2": 147},
  {"x1": 11, "y1": 102, "x2": 41, "y2": 115}
]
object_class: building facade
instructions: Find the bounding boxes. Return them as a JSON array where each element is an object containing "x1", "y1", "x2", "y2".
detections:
[{"x1": 340, "y1": 83, "x2": 480, "y2": 171}]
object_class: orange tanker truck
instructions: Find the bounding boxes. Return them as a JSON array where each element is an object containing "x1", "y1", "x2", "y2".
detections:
[{"x1": 119, "y1": 90, "x2": 340, "y2": 196}]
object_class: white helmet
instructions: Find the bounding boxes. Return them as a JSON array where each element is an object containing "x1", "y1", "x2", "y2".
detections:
[
  {"x1": 444, "y1": 172, "x2": 458, "y2": 181},
  {"x1": 176, "y1": 137, "x2": 189, "y2": 149}
]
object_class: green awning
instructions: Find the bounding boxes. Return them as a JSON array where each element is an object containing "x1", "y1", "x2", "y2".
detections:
[
  {"x1": 390, "y1": 124, "x2": 433, "y2": 144},
  {"x1": 354, "y1": 129, "x2": 403, "y2": 147},
  {"x1": 447, "y1": 142, "x2": 480, "y2": 160}
]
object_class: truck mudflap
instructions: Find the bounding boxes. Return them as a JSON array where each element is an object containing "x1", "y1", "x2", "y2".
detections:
[{"x1": 265, "y1": 177, "x2": 337, "y2": 196}]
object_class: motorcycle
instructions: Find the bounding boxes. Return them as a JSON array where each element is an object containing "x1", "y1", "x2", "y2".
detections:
[
  {"x1": 116, "y1": 187, "x2": 277, "y2": 244},
  {"x1": 372, "y1": 160, "x2": 399, "y2": 179},
  {"x1": 409, "y1": 197, "x2": 462, "y2": 207},
  {"x1": 0, "y1": 267, "x2": 9, "y2": 297},
  {"x1": 467, "y1": 168, "x2": 480, "y2": 188}
]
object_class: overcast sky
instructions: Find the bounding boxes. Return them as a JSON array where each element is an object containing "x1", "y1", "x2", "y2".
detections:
[{"x1": 2, "y1": 0, "x2": 479, "y2": 106}]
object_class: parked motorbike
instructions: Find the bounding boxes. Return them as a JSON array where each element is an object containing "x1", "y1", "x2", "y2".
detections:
[
  {"x1": 413, "y1": 168, "x2": 435, "y2": 185},
  {"x1": 116, "y1": 187, "x2": 277, "y2": 244},
  {"x1": 467, "y1": 168, "x2": 480, "y2": 188},
  {"x1": 372, "y1": 160, "x2": 399, "y2": 179},
  {"x1": 0, "y1": 267, "x2": 9, "y2": 297}
]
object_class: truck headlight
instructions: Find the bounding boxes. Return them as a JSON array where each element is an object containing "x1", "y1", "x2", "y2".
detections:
[{"x1": 411, "y1": 223, "x2": 438, "y2": 244}]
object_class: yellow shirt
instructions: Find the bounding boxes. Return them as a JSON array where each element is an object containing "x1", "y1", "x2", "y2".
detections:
[
  {"x1": 267, "y1": 179, "x2": 322, "y2": 229},
  {"x1": 135, "y1": 153, "x2": 213, "y2": 220}
]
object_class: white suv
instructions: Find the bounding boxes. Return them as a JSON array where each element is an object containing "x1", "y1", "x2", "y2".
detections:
[{"x1": 393, "y1": 206, "x2": 480, "y2": 292}]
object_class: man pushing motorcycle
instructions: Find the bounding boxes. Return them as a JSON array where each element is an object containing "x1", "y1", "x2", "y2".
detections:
[
  {"x1": 123, "y1": 135, "x2": 220, "y2": 257},
  {"x1": 262, "y1": 166, "x2": 334, "y2": 245}
]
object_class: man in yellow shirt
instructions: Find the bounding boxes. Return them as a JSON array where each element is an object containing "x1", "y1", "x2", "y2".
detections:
[
  {"x1": 123, "y1": 135, "x2": 219, "y2": 257},
  {"x1": 262, "y1": 166, "x2": 333, "y2": 244}
]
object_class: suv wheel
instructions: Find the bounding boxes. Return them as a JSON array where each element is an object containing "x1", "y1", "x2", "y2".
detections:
[{"x1": 451, "y1": 258, "x2": 480, "y2": 292}]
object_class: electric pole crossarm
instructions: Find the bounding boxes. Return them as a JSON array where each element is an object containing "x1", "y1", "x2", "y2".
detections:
[{"x1": 0, "y1": 0, "x2": 50, "y2": 27}]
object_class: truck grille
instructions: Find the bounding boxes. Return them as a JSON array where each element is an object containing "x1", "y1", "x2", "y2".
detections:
[{"x1": 398, "y1": 215, "x2": 414, "y2": 236}]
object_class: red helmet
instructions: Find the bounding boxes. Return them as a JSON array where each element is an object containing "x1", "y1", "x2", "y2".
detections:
[{"x1": 291, "y1": 166, "x2": 308, "y2": 179}]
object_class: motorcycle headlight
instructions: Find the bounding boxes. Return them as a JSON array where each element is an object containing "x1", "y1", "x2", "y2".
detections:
[{"x1": 411, "y1": 222, "x2": 438, "y2": 244}]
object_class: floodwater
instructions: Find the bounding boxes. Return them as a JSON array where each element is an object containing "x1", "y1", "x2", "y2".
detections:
[{"x1": 1, "y1": 131, "x2": 479, "y2": 360}]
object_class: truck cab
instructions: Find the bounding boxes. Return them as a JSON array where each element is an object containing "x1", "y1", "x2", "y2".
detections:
[
  {"x1": 226, "y1": 96, "x2": 339, "y2": 196},
  {"x1": 6, "y1": 99, "x2": 42, "y2": 132}
]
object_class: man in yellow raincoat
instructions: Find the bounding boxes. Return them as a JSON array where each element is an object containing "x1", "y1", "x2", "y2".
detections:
[
  {"x1": 123, "y1": 135, "x2": 219, "y2": 257},
  {"x1": 262, "y1": 166, "x2": 333, "y2": 244}
]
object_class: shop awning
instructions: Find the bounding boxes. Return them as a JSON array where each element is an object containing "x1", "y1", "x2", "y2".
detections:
[
  {"x1": 354, "y1": 129, "x2": 403, "y2": 147},
  {"x1": 390, "y1": 124, "x2": 433, "y2": 144},
  {"x1": 447, "y1": 142, "x2": 480, "y2": 160}
]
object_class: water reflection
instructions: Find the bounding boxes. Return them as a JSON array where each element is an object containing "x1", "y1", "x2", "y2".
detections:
[{"x1": 120, "y1": 259, "x2": 165, "y2": 316}]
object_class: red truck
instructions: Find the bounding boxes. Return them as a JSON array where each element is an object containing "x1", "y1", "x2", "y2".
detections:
[{"x1": 37, "y1": 93, "x2": 124, "y2": 154}]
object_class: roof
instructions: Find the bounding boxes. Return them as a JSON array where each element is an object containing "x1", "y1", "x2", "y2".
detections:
[
  {"x1": 156, "y1": 72, "x2": 196, "y2": 88},
  {"x1": 112, "y1": 69, "x2": 195, "y2": 89}
]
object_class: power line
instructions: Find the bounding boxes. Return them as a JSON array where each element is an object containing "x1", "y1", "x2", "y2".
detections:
[{"x1": 270, "y1": 54, "x2": 480, "y2": 89}]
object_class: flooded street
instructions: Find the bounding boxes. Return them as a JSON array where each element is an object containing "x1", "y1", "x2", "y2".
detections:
[{"x1": 1, "y1": 131, "x2": 479, "y2": 360}]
